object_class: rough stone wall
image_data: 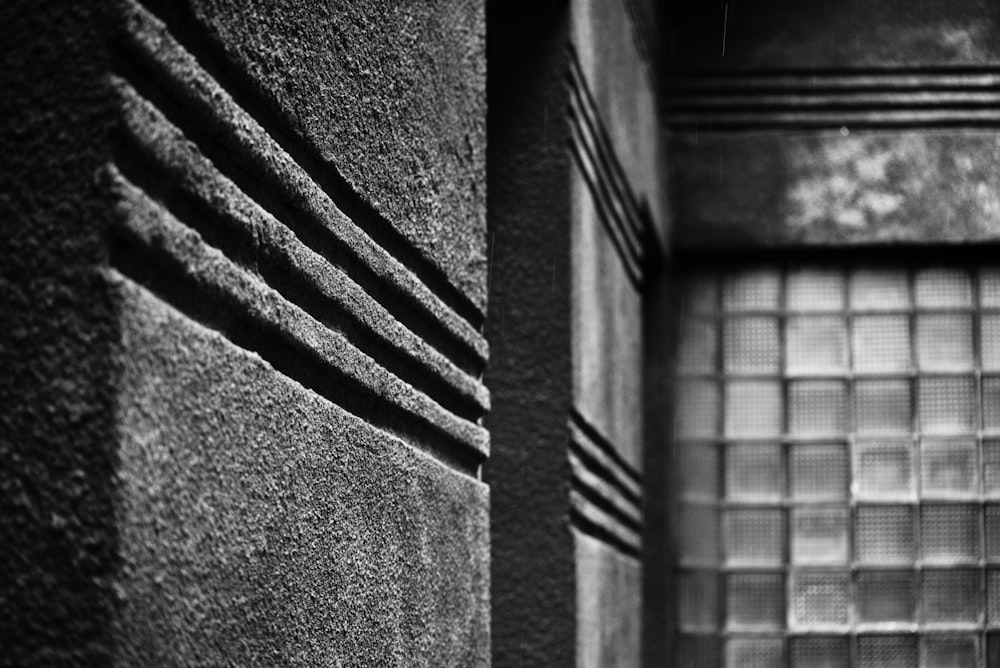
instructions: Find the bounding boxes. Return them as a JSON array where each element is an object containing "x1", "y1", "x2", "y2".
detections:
[{"x1": 2, "y1": 0, "x2": 489, "y2": 664}]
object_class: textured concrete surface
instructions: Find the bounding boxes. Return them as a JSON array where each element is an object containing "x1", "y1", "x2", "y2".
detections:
[
  {"x1": 109, "y1": 277, "x2": 489, "y2": 666},
  {"x1": 143, "y1": 0, "x2": 488, "y2": 312},
  {"x1": 575, "y1": 533, "x2": 642, "y2": 668}
]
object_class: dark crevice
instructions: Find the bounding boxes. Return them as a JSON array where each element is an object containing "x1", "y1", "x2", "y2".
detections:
[
  {"x1": 569, "y1": 508, "x2": 641, "y2": 560},
  {"x1": 569, "y1": 408, "x2": 642, "y2": 486},
  {"x1": 570, "y1": 468, "x2": 642, "y2": 535},
  {"x1": 568, "y1": 436, "x2": 643, "y2": 510}
]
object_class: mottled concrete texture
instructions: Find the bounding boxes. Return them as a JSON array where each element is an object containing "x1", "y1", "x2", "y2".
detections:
[
  {"x1": 672, "y1": 131, "x2": 1000, "y2": 248},
  {"x1": 145, "y1": 0, "x2": 488, "y2": 310},
  {"x1": 110, "y1": 278, "x2": 489, "y2": 666}
]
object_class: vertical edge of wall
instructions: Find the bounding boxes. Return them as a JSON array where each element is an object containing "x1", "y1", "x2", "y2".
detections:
[
  {"x1": 486, "y1": 2, "x2": 576, "y2": 665},
  {"x1": 0, "y1": 2, "x2": 122, "y2": 665}
]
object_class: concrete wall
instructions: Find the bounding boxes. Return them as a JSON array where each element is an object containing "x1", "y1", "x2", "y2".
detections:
[{"x1": 2, "y1": 0, "x2": 489, "y2": 664}]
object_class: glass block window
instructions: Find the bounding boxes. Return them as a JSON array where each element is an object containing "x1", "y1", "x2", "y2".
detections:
[{"x1": 673, "y1": 264, "x2": 997, "y2": 667}]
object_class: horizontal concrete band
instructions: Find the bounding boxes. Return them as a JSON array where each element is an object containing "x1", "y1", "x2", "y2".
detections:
[
  {"x1": 108, "y1": 171, "x2": 488, "y2": 471},
  {"x1": 117, "y1": 0, "x2": 488, "y2": 375}
]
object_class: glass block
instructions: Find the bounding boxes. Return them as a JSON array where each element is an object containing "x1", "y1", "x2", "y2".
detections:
[
  {"x1": 789, "y1": 381, "x2": 848, "y2": 436},
  {"x1": 676, "y1": 318, "x2": 718, "y2": 373},
  {"x1": 726, "y1": 571, "x2": 784, "y2": 630},
  {"x1": 985, "y1": 377, "x2": 1000, "y2": 431},
  {"x1": 855, "y1": 379, "x2": 912, "y2": 434},
  {"x1": 856, "y1": 505, "x2": 915, "y2": 564},
  {"x1": 850, "y1": 268, "x2": 910, "y2": 311},
  {"x1": 675, "y1": 379, "x2": 720, "y2": 438},
  {"x1": 987, "y1": 505, "x2": 1000, "y2": 560},
  {"x1": 921, "y1": 635, "x2": 980, "y2": 668},
  {"x1": 987, "y1": 441, "x2": 1000, "y2": 496},
  {"x1": 857, "y1": 571, "x2": 916, "y2": 623},
  {"x1": 983, "y1": 315, "x2": 1000, "y2": 370},
  {"x1": 791, "y1": 507, "x2": 849, "y2": 564},
  {"x1": 983, "y1": 268, "x2": 1000, "y2": 307},
  {"x1": 679, "y1": 505, "x2": 719, "y2": 564},
  {"x1": 916, "y1": 314, "x2": 974, "y2": 371},
  {"x1": 723, "y1": 270, "x2": 781, "y2": 312},
  {"x1": 787, "y1": 316, "x2": 848, "y2": 374},
  {"x1": 854, "y1": 441, "x2": 914, "y2": 499},
  {"x1": 787, "y1": 268, "x2": 845, "y2": 311},
  {"x1": 988, "y1": 571, "x2": 1000, "y2": 625},
  {"x1": 921, "y1": 569, "x2": 982, "y2": 625},
  {"x1": 678, "y1": 443, "x2": 719, "y2": 501},
  {"x1": 726, "y1": 380, "x2": 782, "y2": 437},
  {"x1": 920, "y1": 439, "x2": 978, "y2": 498},
  {"x1": 853, "y1": 315, "x2": 911, "y2": 373},
  {"x1": 790, "y1": 444, "x2": 849, "y2": 501},
  {"x1": 790, "y1": 637, "x2": 850, "y2": 668},
  {"x1": 725, "y1": 444, "x2": 782, "y2": 502},
  {"x1": 915, "y1": 269, "x2": 973, "y2": 308},
  {"x1": 857, "y1": 635, "x2": 917, "y2": 668},
  {"x1": 679, "y1": 570, "x2": 719, "y2": 630},
  {"x1": 725, "y1": 637, "x2": 785, "y2": 668},
  {"x1": 790, "y1": 570, "x2": 850, "y2": 629},
  {"x1": 724, "y1": 508, "x2": 785, "y2": 566},
  {"x1": 680, "y1": 273, "x2": 718, "y2": 314},
  {"x1": 677, "y1": 634, "x2": 722, "y2": 667},
  {"x1": 724, "y1": 316, "x2": 780, "y2": 374},
  {"x1": 919, "y1": 377, "x2": 977, "y2": 434},
  {"x1": 921, "y1": 504, "x2": 980, "y2": 563}
]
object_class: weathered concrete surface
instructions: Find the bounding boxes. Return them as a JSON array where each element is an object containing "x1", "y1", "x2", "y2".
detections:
[
  {"x1": 145, "y1": 0, "x2": 488, "y2": 312},
  {"x1": 664, "y1": 0, "x2": 1000, "y2": 70},
  {"x1": 672, "y1": 129, "x2": 1000, "y2": 249},
  {"x1": 575, "y1": 533, "x2": 642, "y2": 668},
  {"x1": 109, "y1": 277, "x2": 489, "y2": 666}
]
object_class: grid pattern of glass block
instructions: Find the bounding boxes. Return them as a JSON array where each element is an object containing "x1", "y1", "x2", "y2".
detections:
[{"x1": 673, "y1": 265, "x2": 999, "y2": 667}]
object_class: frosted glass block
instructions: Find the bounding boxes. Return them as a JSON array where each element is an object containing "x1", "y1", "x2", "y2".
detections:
[
  {"x1": 724, "y1": 317, "x2": 780, "y2": 373},
  {"x1": 916, "y1": 314, "x2": 974, "y2": 371},
  {"x1": 725, "y1": 444, "x2": 782, "y2": 501},
  {"x1": 726, "y1": 380, "x2": 782, "y2": 437},
  {"x1": 680, "y1": 273, "x2": 718, "y2": 314},
  {"x1": 919, "y1": 377, "x2": 977, "y2": 434},
  {"x1": 679, "y1": 505, "x2": 719, "y2": 564},
  {"x1": 915, "y1": 269, "x2": 972, "y2": 308},
  {"x1": 983, "y1": 315, "x2": 1000, "y2": 370},
  {"x1": 726, "y1": 571, "x2": 784, "y2": 629},
  {"x1": 921, "y1": 504, "x2": 980, "y2": 563},
  {"x1": 790, "y1": 444, "x2": 849, "y2": 501},
  {"x1": 790, "y1": 637, "x2": 849, "y2": 668},
  {"x1": 921, "y1": 636, "x2": 980, "y2": 668},
  {"x1": 678, "y1": 443, "x2": 719, "y2": 501},
  {"x1": 676, "y1": 318, "x2": 718, "y2": 373},
  {"x1": 791, "y1": 507, "x2": 849, "y2": 564},
  {"x1": 677, "y1": 635, "x2": 722, "y2": 667},
  {"x1": 789, "y1": 381, "x2": 847, "y2": 436},
  {"x1": 856, "y1": 505, "x2": 914, "y2": 564},
  {"x1": 787, "y1": 316, "x2": 848, "y2": 373},
  {"x1": 986, "y1": 441, "x2": 1000, "y2": 496},
  {"x1": 982, "y1": 268, "x2": 1000, "y2": 307},
  {"x1": 724, "y1": 508, "x2": 785, "y2": 566},
  {"x1": 854, "y1": 441, "x2": 914, "y2": 499},
  {"x1": 989, "y1": 571, "x2": 1000, "y2": 625},
  {"x1": 920, "y1": 439, "x2": 977, "y2": 498},
  {"x1": 724, "y1": 270, "x2": 781, "y2": 312},
  {"x1": 790, "y1": 570, "x2": 850, "y2": 628},
  {"x1": 857, "y1": 571, "x2": 916, "y2": 623},
  {"x1": 921, "y1": 569, "x2": 982, "y2": 624},
  {"x1": 725, "y1": 637, "x2": 785, "y2": 668},
  {"x1": 850, "y1": 268, "x2": 910, "y2": 311},
  {"x1": 855, "y1": 379, "x2": 912, "y2": 434},
  {"x1": 987, "y1": 505, "x2": 1000, "y2": 559},
  {"x1": 675, "y1": 379, "x2": 720, "y2": 438},
  {"x1": 679, "y1": 570, "x2": 719, "y2": 630},
  {"x1": 857, "y1": 635, "x2": 917, "y2": 668},
  {"x1": 787, "y1": 268, "x2": 845, "y2": 311},
  {"x1": 853, "y1": 315, "x2": 912, "y2": 372},
  {"x1": 986, "y1": 377, "x2": 1000, "y2": 430}
]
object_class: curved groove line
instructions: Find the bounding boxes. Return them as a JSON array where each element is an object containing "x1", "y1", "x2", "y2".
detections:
[
  {"x1": 107, "y1": 168, "x2": 488, "y2": 471},
  {"x1": 569, "y1": 506, "x2": 641, "y2": 560},
  {"x1": 569, "y1": 450, "x2": 642, "y2": 531},
  {"x1": 569, "y1": 408, "x2": 642, "y2": 488},
  {"x1": 568, "y1": 435, "x2": 643, "y2": 510}
]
